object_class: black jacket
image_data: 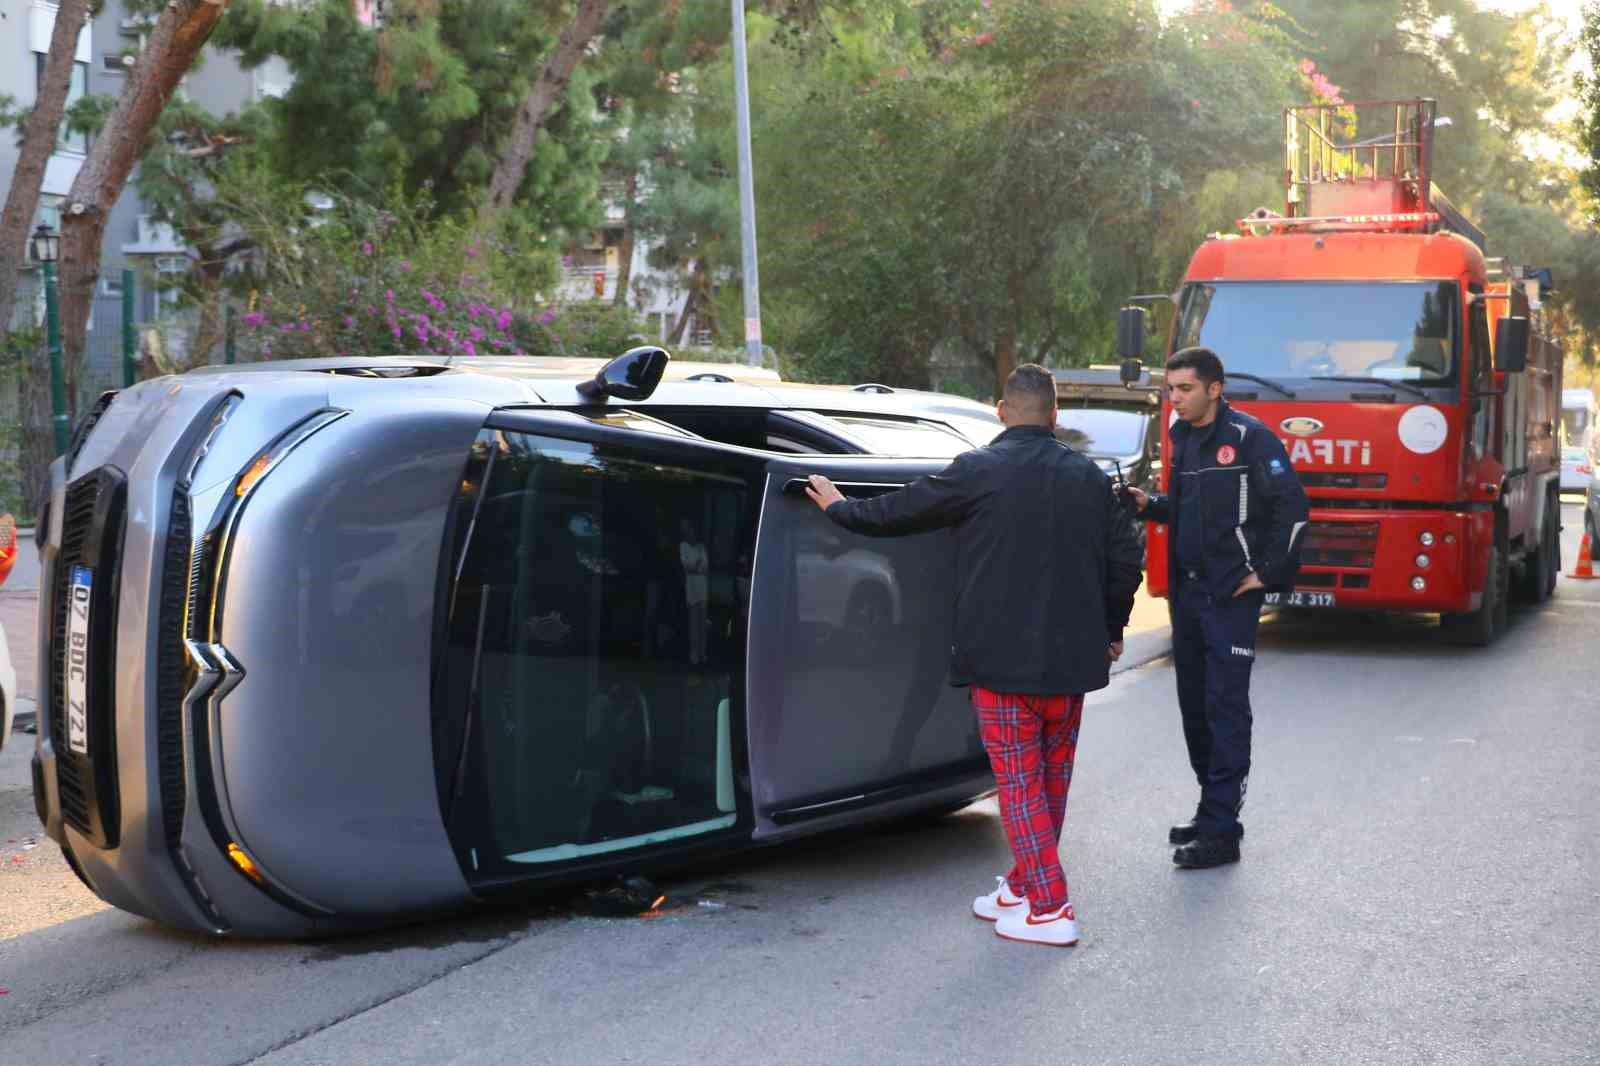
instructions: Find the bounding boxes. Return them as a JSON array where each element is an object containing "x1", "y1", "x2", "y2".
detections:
[
  {"x1": 1144, "y1": 400, "x2": 1310, "y2": 599},
  {"x1": 823, "y1": 424, "x2": 1144, "y2": 695}
]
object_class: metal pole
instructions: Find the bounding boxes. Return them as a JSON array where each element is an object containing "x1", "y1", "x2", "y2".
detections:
[
  {"x1": 42, "y1": 260, "x2": 69, "y2": 455},
  {"x1": 730, "y1": 0, "x2": 762, "y2": 367},
  {"x1": 225, "y1": 304, "x2": 236, "y2": 364},
  {"x1": 121, "y1": 269, "x2": 136, "y2": 387}
]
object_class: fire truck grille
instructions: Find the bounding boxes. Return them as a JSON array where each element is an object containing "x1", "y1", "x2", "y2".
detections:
[{"x1": 1300, "y1": 521, "x2": 1378, "y2": 569}]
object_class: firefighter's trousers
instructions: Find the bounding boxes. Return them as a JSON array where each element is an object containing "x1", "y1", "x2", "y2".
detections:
[{"x1": 1170, "y1": 575, "x2": 1263, "y2": 838}]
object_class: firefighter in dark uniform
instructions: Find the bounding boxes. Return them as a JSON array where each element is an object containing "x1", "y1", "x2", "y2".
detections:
[{"x1": 1128, "y1": 347, "x2": 1309, "y2": 868}]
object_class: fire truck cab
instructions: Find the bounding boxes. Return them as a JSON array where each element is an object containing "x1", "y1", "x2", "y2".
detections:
[{"x1": 1123, "y1": 99, "x2": 1562, "y2": 645}]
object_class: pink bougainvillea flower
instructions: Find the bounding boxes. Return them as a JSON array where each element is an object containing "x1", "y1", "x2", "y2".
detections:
[
  {"x1": 385, "y1": 289, "x2": 395, "y2": 303},
  {"x1": 243, "y1": 312, "x2": 266, "y2": 328},
  {"x1": 538, "y1": 309, "x2": 558, "y2": 324},
  {"x1": 972, "y1": 32, "x2": 993, "y2": 46},
  {"x1": 361, "y1": 241, "x2": 373, "y2": 256},
  {"x1": 1299, "y1": 58, "x2": 1316, "y2": 75},
  {"x1": 496, "y1": 310, "x2": 514, "y2": 331},
  {"x1": 463, "y1": 341, "x2": 477, "y2": 356}
]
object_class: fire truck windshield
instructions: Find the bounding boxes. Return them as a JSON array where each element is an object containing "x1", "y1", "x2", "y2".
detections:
[{"x1": 1174, "y1": 280, "x2": 1458, "y2": 385}]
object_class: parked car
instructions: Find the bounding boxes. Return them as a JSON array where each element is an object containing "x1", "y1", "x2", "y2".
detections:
[
  {"x1": 1052, "y1": 366, "x2": 1162, "y2": 493},
  {"x1": 1560, "y1": 445, "x2": 1592, "y2": 496},
  {"x1": 31, "y1": 350, "x2": 1000, "y2": 936}
]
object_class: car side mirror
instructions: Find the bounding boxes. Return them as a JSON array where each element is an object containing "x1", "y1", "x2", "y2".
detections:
[
  {"x1": 1493, "y1": 317, "x2": 1528, "y2": 374},
  {"x1": 1117, "y1": 306, "x2": 1146, "y2": 385},
  {"x1": 578, "y1": 345, "x2": 672, "y2": 401}
]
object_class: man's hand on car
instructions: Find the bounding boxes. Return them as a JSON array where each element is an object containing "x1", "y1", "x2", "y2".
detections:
[
  {"x1": 1108, "y1": 641, "x2": 1124, "y2": 662},
  {"x1": 805, "y1": 475, "x2": 844, "y2": 511},
  {"x1": 1232, "y1": 571, "x2": 1265, "y2": 597}
]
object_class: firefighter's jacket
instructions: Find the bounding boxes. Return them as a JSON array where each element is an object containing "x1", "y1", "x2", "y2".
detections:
[{"x1": 1145, "y1": 399, "x2": 1310, "y2": 599}]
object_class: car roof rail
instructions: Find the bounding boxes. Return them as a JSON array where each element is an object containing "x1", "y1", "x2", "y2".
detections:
[{"x1": 852, "y1": 383, "x2": 894, "y2": 394}]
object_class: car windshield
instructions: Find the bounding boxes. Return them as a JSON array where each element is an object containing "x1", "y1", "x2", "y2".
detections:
[
  {"x1": 1174, "y1": 281, "x2": 1459, "y2": 383},
  {"x1": 437, "y1": 431, "x2": 754, "y2": 874},
  {"x1": 807, "y1": 414, "x2": 977, "y2": 458},
  {"x1": 1563, "y1": 447, "x2": 1586, "y2": 462},
  {"x1": 1054, "y1": 408, "x2": 1147, "y2": 457}
]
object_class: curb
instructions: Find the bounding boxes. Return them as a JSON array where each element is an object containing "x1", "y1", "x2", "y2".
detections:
[{"x1": 1111, "y1": 625, "x2": 1172, "y2": 676}]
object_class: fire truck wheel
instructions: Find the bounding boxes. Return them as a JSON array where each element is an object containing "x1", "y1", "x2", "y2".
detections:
[{"x1": 1443, "y1": 538, "x2": 1507, "y2": 647}]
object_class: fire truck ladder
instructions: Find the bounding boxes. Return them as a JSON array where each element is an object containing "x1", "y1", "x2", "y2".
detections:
[{"x1": 1240, "y1": 98, "x2": 1484, "y2": 248}]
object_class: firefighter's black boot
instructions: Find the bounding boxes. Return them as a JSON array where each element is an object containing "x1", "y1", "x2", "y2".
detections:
[{"x1": 1172, "y1": 834, "x2": 1241, "y2": 869}]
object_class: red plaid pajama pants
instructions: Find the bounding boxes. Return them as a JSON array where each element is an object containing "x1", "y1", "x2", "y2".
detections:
[{"x1": 971, "y1": 686, "x2": 1085, "y2": 915}]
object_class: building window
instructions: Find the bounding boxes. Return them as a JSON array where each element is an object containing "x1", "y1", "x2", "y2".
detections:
[{"x1": 35, "y1": 55, "x2": 90, "y2": 154}]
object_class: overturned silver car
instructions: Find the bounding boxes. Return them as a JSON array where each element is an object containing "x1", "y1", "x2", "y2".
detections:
[{"x1": 31, "y1": 349, "x2": 1001, "y2": 935}]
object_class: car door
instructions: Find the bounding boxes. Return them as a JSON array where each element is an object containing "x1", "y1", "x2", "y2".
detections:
[{"x1": 745, "y1": 454, "x2": 989, "y2": 840}]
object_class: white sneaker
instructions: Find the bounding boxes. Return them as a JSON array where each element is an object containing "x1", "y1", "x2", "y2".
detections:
[
  {"x1": 994, "y1": 901, "x2": 1079, "y2": 946},
  {"x1": 972, "y1": 876, "x2": 1027, "y2": 922}
]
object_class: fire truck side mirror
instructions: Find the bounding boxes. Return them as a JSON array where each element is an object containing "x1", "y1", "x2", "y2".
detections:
[
  {"x1": 1117, "y1": 306, "x2": 1146, "y2": 385},
  {"x1": 1493, "y1": 317, "x2": 1529, "y2": 374}
]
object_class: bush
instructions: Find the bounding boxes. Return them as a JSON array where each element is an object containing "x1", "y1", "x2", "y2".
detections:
[{"x1": 228, "y1": 187, "x2": 648, "y2": 362}]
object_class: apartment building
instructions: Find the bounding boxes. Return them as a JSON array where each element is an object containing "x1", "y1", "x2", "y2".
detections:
[{"x1": 1, "y1": 0, "x2": 288, "y2": 391}]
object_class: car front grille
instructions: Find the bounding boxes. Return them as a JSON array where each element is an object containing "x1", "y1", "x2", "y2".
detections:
[
  {"x1": 48, "y1": 467, "x2": 127, "y2": 847},
  {"x1": 1300, "y1": 520, "x2": 1379, "y2": 569}
]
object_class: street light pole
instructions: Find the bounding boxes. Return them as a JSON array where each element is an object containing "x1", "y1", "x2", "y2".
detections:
[
  {"x1": 32, "y1": 224, "x2": 69, "y2": 455},
  {"x1": 730, "y1": 0, "x2": 763, "y2": 367}
]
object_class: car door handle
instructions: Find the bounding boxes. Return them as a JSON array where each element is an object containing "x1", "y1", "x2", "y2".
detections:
[{"x1": 781, "y1": 478, "x2": 905, "y2": 498}]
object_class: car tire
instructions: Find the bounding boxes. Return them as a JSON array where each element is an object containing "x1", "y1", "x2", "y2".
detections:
[{"x1": 1443, "y1": 536, "x2": 1507, "y2": 647}]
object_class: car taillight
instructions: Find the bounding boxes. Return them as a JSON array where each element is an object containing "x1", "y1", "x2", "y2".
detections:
[{"x1": 1579, "y1": 463, "x2": 1593, "y2": 475}]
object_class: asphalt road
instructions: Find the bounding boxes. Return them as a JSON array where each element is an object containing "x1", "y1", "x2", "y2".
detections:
[{"x1": 1, "y1": 502, "x2": 1595, "y2": 1066}]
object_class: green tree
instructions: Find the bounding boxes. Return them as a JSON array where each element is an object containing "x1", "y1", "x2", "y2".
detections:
[
  {"x1": 215, "y1": 0, "x2": 612, "y2": 240},
  {"x1": 748, "y1": 0, "x2": 1298, "y2": 393},
  {"x1": 1579, "y1": 3, "x2": 1600, "y2": 222}
]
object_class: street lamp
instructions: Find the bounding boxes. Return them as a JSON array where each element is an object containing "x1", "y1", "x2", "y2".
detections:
[
  {"x1": 730, "y1": 0, "x2": 762, "y2": 367},
  {"x1": 32, "y1": 223, "x2": 69, "y2": 456}
]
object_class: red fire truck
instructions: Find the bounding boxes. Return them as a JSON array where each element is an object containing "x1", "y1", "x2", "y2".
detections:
[{"x1": 1121, "y1": 99, "x2": 1562, "y2": 645}]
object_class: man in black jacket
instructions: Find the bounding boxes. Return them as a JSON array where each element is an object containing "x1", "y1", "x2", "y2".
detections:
[
  {"x1": 1129, "y1": 347, "x2": 1309, "y2": 869},
  {"x1": 805, "y1": 364, "x2": 1143, "y2": 947}
]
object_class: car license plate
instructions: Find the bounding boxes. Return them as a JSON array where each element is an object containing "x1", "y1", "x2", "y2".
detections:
[
  {"x1": 65, "y1": 565, "x2": 92, "y2": 756},
  {"x1": 1263, "y1": 590, "x2": 1336, "y2": 609}
]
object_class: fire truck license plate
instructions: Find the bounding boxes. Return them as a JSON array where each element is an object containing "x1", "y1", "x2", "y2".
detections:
[
  {"x1": 1263, "y1": 590, "x2": 1336, "y2": 609},
  {"x1": 65, "y1": 565, "x2": 93, "y2": 756}
]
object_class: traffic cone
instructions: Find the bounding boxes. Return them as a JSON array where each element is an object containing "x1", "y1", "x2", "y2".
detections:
[{"x1": 1571, "y1": 531, "x2": 1599, "y2": 580}]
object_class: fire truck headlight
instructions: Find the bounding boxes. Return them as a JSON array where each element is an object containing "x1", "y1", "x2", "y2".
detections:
[
  {"x1": 1411, "y1": 575, "x2": 1427, "y2": 592},
  {"x1": 1415, "y1": 553, "x2": 1431, "y2": 568},
  {"x1": 1419, "y1": 531, "x2": 1436, "y2": 547}
]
